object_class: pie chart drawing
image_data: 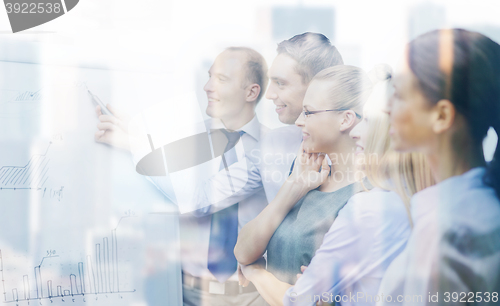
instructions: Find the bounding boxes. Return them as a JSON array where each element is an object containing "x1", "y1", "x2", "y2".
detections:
[{"x1": 4, "y1": 0, "x2": 79, "y2": 33}]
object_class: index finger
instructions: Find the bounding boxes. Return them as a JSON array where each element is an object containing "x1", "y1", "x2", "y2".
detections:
[
  {"x1": 238, "y1": 265, "x2": 244, "y2": 284},
  {"x1": 106, "y1": 104, "x2": 123, "y2": 118},
  {"x1": 95, "y1": 105, "x2": 102, "y2": 117},
  {"x1": 315, "y1": 153, "x2": 325, "y2": 165},
  {"x1": 99, "y1": 114, "x2": 120, "y2": 125}
]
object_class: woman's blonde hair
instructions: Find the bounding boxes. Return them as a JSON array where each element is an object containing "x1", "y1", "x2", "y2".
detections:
[
  {"x1": 363, "y1": 64, "x2": 435, "y2": 225},
  {"x1": 312, "y1": 65, "x2": 373, "y2": 115}
]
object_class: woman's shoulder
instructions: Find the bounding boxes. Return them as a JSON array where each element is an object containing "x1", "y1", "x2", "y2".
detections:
[
  {"x1": 443, "y1": 184, "x2": 500, "y2": 234},
  {"x1": 421, "y1": 168, "x2": 500, "y2": 230},
  {"x1": 330, "y1": 188, "x2": 411, "y2": 239},
  {"x1": 349, "y1": 187, "x2": 404, "y2": 206},
  {"x1": 340, "y1": 188, "x2": 408, "y2": 219}
]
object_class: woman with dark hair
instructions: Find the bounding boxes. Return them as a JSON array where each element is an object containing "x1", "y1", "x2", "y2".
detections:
[{"x1": 378, "y1": 29, "x2": 500, "y2": 304}]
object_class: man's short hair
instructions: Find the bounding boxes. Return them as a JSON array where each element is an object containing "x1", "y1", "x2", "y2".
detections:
[
  {"x1": 226, "y1": 47, "x2": 269, "y2": 103},
  {"x1": 277, "y1": 32, "x2": 344, "y2": 84}
]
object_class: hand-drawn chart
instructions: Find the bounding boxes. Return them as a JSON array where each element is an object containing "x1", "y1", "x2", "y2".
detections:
[
  {"x1": 1, "y1": 217, "x2": 137, "y2": 305},
  {"x1": 13, "y1": 90, "x2": 42, "y2": 102},
  {"x1": 0, "y1": 61, "x2": 182, "y2": 306},
  {"x1": 0, "y1": 88, "x2": 43, "y2": 119},
  {"x1": 0, "y1": 142, "x2": 51, "y2": 190},
  {"x1": 0, "y1": 142, "x2": 64, "y2": 201}
]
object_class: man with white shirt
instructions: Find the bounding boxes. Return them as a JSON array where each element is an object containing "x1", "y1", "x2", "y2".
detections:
[
  {"x1": 194, "y1": 33, "x2": 344, "y2": 209},
  {"x1": 95, "y1": 47, "x2": 269, "y2": 306},
  {"x1": 177, "y1": 47, "x2": 269, "y2": 306}
]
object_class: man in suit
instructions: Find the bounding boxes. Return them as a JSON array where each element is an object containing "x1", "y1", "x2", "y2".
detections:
[{"x1": 95, "y1": 46, "x2": 269, "y2": 305}]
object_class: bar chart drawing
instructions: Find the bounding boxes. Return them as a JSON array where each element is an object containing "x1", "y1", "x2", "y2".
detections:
[{"x1": 0, "y1": 226, "x2": 136, "y2": 304}]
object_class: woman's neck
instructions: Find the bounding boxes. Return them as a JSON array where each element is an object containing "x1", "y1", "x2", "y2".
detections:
[
  {"x1": 426, "y1": 136, "x2": 486, "y2": 183},
  {"x1": 319, "y1": 142, "x2": 359, "y2": 193}
]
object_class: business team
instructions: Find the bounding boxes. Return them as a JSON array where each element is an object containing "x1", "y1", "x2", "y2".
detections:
[{"x1": 95, "y1": 29, "x2": 500, "y2": 306}]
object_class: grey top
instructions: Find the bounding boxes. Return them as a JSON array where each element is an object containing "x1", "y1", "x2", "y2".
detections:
[{"x1": 266, "y1": 180, "x2": 368, "y2": 285}]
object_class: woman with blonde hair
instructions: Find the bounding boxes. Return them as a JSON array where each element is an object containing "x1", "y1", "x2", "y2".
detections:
[
  {"x1": 235, "y1": 65, "x2": 434, "y2": 306},
  {"x1": 361, "y1": 65, "x2": 434, "y2": 225}
]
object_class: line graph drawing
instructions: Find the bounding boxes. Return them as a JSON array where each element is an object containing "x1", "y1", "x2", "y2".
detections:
[
  {"x1": 1, "y1": 214, "x2": 137, "y2": 304},
  {"x1": 0, "y1": 88, "x2": 42, "y2": 106},
  {"x1": 0, "y1": 142, "x2": 64, "y2": 201},
  {"x1": 0, "y1": 142, "x2": 51, "y2": 190}
]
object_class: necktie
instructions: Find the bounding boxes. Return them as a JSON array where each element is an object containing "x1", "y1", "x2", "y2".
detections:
[{"x1": 207, "y1": 130, "x2": 244, "y2": 283}]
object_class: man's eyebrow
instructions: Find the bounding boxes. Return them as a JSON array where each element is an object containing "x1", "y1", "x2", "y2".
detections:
[
  {"x1": 207, "y1": 71, "x2": 231, "y2": 79},
  {"x1": 270, "y1": 76, "x2": 285, "y2": 82},
  {"x1": 215, "y1": 73, "x2": 230, "y2": 79}
]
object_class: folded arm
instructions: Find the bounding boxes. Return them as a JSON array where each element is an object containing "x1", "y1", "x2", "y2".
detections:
[
  {"x1": 234, "y1": 180, "x2": 309, "y2": 265},
  {"x1": 241, "y1": 263, "x2": 293, "y2": 306},
  {"x1": 234, "y1": 150, "x2": 330, "y2": 265}
]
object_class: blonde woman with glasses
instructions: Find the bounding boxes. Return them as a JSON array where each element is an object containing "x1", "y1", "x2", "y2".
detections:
[{"x1": 234, "y1": 65, "x2": 433, "y2": 306}]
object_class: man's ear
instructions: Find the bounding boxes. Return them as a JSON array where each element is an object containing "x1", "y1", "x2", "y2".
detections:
[
  {"x1": 246, "y1": 84, "x2": 261, "y2": 103},
  {"x1": 432, "y1": 99, "x2": 456, "y2": 134},
  {"x1": 339, "y1": 111, "x2": 357, "y2": 132}
]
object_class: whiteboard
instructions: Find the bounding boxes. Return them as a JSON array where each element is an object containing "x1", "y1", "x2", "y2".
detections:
[{"x1": 0, "y1": 61, "x2": 182, "y2": 306}]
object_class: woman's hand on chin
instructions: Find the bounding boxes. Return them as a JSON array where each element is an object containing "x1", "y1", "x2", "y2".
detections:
[{"x1": 287, "y1": 143, "x2": 330, "y2": 193}]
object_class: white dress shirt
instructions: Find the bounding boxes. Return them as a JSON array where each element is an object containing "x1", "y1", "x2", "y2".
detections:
[
  {"x1": 377, "y1": 167, "x2": 500, "y2": 306},
  {"x1": 259, "y1": 125, "x2": 303, "y2": 203},
  {"x1": 143, "y1": 124, "x2": 302, "y2": 215},
  {"x1": 133, "y1": 116, "x2": 269, "y2": 280},
  {"x1": 283, "y1": 188, "x2": 411, "y2": 306},
  {"x1": 189, "y1": 124, "x2": 303, "y2": 213}
]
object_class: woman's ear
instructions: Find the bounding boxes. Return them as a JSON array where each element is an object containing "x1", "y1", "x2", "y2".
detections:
[
  {"x1": 339, "y1": 111, "x2": 357, "y2": 132},
  {"x1": 432, "y1": 99, "x2": 455, "y2": 134},
  {"x1": 246, "y1": 84, "x2": 261, "y2": 103}
]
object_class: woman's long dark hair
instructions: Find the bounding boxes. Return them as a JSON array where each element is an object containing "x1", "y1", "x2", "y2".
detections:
[{"x1": 408, "y1": 29, "x2": 500, "y2": 198}]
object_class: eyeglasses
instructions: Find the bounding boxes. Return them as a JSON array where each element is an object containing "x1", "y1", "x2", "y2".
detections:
[{"x1": 302, "y1": 108, "x2": 362, "y2": 119}]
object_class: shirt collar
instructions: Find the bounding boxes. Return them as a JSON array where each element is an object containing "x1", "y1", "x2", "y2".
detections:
[
  {"x1": 410, "y1": 167, "x2": 487, "y2": 222},
  {"x1": 208, "y1": 116, "x2": 261, "y2": 141}
]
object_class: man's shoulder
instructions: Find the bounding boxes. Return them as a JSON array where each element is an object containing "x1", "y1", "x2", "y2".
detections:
[
  {"x1": 267, "y1": 124, "x2": 301, "y2": 135},
  {"x1": 258, "y1": 123, "x2": 271, "y2": 137}
]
